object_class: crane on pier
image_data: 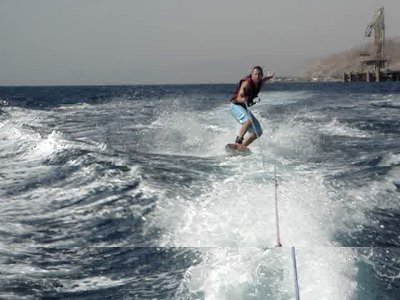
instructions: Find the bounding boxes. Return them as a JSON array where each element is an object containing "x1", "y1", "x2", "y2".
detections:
[
  {"x1": 364, "y1": 7, "x2": 385, "y2": 60},
  {"x1": 360, "y1": 7, "x2": 386, "y2": 81}
]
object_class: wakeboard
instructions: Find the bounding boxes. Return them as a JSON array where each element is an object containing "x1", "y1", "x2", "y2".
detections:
[{"x1": 225, "y1": 143, "x2": 251, "y2": 155}]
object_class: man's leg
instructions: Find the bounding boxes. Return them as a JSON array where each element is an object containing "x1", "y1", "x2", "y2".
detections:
[
  {"x1": 241, "y1": 113, "x2": 262, "y2": 148},
  {"x1": 243, "y1": 133, "x2": 257, "y2": 147},
  {"x1": 230, "y1": 104, "x2": 260, "y2": 150},
  {"x1": 237, "y1": 119, "x2": 252, "y2": 142}
]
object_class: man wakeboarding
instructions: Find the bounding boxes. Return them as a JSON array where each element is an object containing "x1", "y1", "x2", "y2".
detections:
[{"x1": 227, "y1": 66, "x2": 274, "y2": 152}]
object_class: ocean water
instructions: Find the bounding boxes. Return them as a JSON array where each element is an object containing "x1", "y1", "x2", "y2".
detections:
[{"x1": 0, "y1": 82, "x2": 399, "y2": 299}]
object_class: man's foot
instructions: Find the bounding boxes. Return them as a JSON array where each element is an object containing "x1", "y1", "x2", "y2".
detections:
[
  {"x1": 235, "y1": 136, "x2": 244, "y2": 144},
  {"x1": 235, "y1": 143, "x2": 249, "y2": 152}
]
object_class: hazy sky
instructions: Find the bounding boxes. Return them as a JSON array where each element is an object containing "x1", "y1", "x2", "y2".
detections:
[{"x1": 1, "y1": 0, "x2": 400, "y2": 85}]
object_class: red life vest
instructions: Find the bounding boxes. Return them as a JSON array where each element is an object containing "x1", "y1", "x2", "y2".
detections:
[{"x1": 231, "y1": 75, "x2": 262, "y2": 107}]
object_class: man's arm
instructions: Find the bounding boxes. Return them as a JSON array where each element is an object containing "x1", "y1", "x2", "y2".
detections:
[
  {"x1": 262, "y1": 72, "x2": 274, "y2": 83},
  {"x1": 235, "y1": 81, "x2": 251, "y2": 104}
]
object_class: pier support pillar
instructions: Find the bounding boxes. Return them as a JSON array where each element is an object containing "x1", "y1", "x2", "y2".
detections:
[{"x1": 375, "y1": 69, "x2": 380, "y2": 82}]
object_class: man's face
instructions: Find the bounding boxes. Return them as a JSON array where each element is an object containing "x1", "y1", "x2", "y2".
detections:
[{"x1": 251, "y1": 69, "x2": 263, "y2": 83}]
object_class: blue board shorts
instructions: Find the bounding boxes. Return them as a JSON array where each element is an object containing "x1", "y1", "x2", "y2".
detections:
[{"x1": 230, "y1": 103, "x2": 263, "y2": 136}]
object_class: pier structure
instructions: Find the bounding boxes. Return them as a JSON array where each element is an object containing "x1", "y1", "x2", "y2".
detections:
[{"x1": 343, "y1": 7, "x2": 400, "y2": 82}]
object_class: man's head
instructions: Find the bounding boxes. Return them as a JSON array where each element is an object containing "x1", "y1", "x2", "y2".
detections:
[{"x1": 251, "y1": 66, "x2": 264, "y2": 83}]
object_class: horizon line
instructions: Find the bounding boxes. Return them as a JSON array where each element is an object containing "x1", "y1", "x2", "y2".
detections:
[{"x1": 0, "y1": 78, "x2": 309, "y2": 88}]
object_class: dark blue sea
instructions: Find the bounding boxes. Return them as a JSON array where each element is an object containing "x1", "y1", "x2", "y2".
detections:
[{"x1": 0, "y1": 82, "x2": 399, "y2": 299}]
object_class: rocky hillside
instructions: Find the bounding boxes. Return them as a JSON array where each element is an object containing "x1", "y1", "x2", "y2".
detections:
[{"x1": 304, "y1": 37, "x2": 400, "y2": 80}]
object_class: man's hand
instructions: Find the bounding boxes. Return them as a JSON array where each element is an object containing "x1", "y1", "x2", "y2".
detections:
[
  {"x1": 248, "y1": 97, "x2": 261, "y2": 107},
  {"x1": 237, "y1": 93, "x2": 249, "y2": 104},
  {"x1": 263, "y1": 72, "x2": 274, "y2": 82},
  {"x1": 253, "y1": 97, "x2": 261, "y2": 104}
]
